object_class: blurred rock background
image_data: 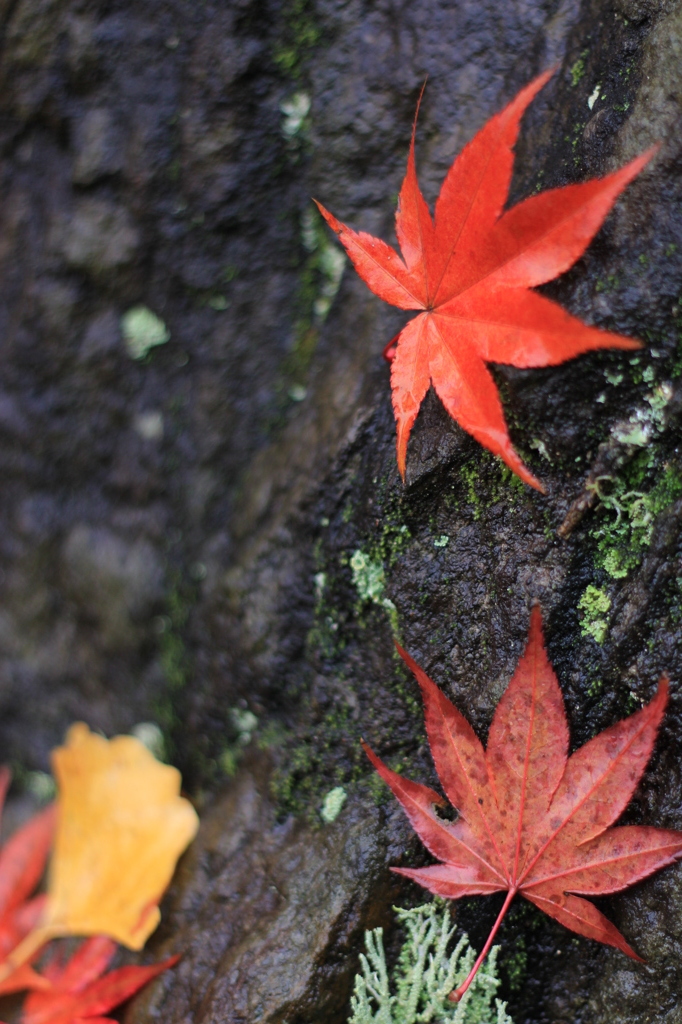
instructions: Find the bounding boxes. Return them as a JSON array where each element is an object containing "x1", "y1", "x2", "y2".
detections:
[{"x1": 1, "y1": 0, "x2": 682, "y2": 1021}]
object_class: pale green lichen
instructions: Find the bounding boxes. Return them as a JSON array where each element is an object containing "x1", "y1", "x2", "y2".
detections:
[
  {"x1": 131, "y1": 722, "x2": 166, "y2": 761},
  {"x1": 349, "y1": 902, "x2": 513, "y2": 1024},
  {"x1": 280, "y1": 91, "x2": 311, "y2": 138},
  {"x1": 281, "y1": 207, "x2": 346, "y2": 400},
  {"x1": 350, "y1": 549, "x2": 399, "y2": 635},
  {"x1": 301, "y1": 206, "x2": 346, "y2": 319},
  {"x1": 587, "y1": 83, "x2": 601, "y2": 109},
  {"x1": 231, "y1": 708, "x2": 258, "y2": 743},
  {"x1": 590, "y1": 464, "x2": 682, "y2": 579},
  {"x1": 121, "y1": 305, "x2": 170, "y2": 359},
  {"x1": 314, "y1": 238, "x2": 346, "y2": 318},
  {"x1": 612, "y1": 382, "x2": 672, "y2": 446},
  {"x1": 613, "y1": 397, "x2": 662, "y2": 442},
  {"x1": 218, "y1": 708, "x2": 259, "y2": 778},
  {"x1": 578, "y1": 585, "x2": 611, "y2": 644},
  {"x1": 434, "y1": 535, "x2": 449, "y2": 548},
  {"x1": 133, "y1": 410, "x2": 164, "y2": 441},
  {"x1": 351, "y1": 550, "x2": 385, "y2": 603},
  {"x1": 25, "y1": 771, "x2": 56, "y2": 804},
  {"x1": 587, "y1": 376, "x2": 679, "y2": 579},
  {"x1": 320, "y1": 785, "x2": 347, "y2": 823},
  {"x1": 529, "y1": 438, "x2": 552, "y2": 463}
]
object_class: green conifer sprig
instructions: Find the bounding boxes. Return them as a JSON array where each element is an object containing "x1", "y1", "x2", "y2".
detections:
[{"x1": 349, "y1": 902, "x2": 512, "y2": 1024}]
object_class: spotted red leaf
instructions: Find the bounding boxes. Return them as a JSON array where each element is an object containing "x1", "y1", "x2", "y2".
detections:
[
  {"x1": 364, "y1": 607, "x2": 682, "y2": 1000},
  {"x1": 317, "y1": 72, "x2": 656, "y2": 488}
]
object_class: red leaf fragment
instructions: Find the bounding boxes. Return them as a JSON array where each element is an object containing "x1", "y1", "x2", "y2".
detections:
[
  {"x1": 0, "y1": 963, "x2": 52, "y2": 998},
  {"x1": 316, "y1": 72, "x2": 656, "y2": 487},
  {"x1": 0, "y1": 777, "x2": 56, "y2": 989},
  {"x1": 22, "y1": 937, "x2": 179, "y2": 1024},
  {"x1": 365, "y1": 607, "x2": 682, "y2": 1000},
  {"x1": 0, "y1": 807, "x2": 56, "y2": 919},
  {"x1": 0, "y1": 898, "x2": 47, "y2": 967}
]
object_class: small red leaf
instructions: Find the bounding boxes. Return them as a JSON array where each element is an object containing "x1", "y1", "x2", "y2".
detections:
[
  {"x1": 318, "y1": 72, "x2": 655, "y2": 485},
  {"x1": 0, "y1": 792, "x2": 56, "y2": 987},
  {"x1": 22, "y1": 939, "x2": 179, "y2": 1024},
  {"x1": 52, "y1": 937, "x2": 116, "y2": 993}
]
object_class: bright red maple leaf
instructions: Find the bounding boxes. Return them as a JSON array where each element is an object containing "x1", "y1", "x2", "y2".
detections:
[
  {"x1": 364, "y1": 607, "x2": 682, "y2": 1001},
  {"x1": 0, "y1": 768, "x2": 56, "y2": 995},
  {"x1": 19, "y1": 936, "x2": 179, "y2": 1024},
  {"x1": 316, "y1": 71, "x2": 656, "y2": 489}
]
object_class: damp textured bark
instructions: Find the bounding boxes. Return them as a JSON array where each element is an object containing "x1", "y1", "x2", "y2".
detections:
[{"x1": 1, "y1": 1, "x2": 682, "y2": 1023}]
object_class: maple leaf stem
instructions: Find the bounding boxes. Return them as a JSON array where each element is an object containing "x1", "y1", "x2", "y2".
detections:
[
  {"x1": 448, "y1": 887, "x2": 516, "y2": 1003},
  {"x1": 382, "y1": 332, "x2": 400, "y2": 362}
]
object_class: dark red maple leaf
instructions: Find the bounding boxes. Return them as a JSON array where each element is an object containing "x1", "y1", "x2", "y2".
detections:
[
  {"x1": 0, "y1": 768, "x2": 56, "y2": 995},
  {"x1": 316, "y1": 71, "x2": 656, "y2": 489},
  {"x1": 364, "y1": 608, "x2": 682, "y2": 1001},
  {"x1": 19, "y1": 936, "x2": 179, "y2": 1024}
]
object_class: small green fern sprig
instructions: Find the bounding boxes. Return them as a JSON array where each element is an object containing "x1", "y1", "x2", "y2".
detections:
[{"x1": 349, "y1": 902, "x2": 513, "y2": 1024}]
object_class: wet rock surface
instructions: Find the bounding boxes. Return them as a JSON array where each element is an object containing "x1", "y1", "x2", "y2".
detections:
[
  {"x1": 127, "y1": 755, "x2": 410, "y2": 1024},
  {"x1": 0, "y1": 0, "x2": 682, "y2": 1021}
]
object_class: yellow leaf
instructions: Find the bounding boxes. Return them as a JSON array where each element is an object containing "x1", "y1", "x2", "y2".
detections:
[{"x1": 2, "y1": 723, "x2": 198, "y2": 978}]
